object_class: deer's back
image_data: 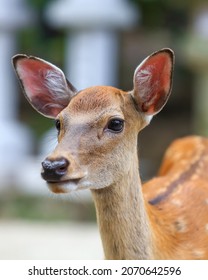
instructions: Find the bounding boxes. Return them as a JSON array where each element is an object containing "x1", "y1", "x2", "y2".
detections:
[{"x1": 143, "y1": 136, "x2": 208, "y2": 259}]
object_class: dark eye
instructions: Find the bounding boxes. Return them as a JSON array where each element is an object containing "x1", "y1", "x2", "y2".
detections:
[
  {"x1": 106, "y1": 118, "x2": 124, "y2": 133},
  {"x1": 55, "y1": 119, "x2": 61, "y2": 133}
]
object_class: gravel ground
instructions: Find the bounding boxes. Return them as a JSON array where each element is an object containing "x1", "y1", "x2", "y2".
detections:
[{"x1": 0, "y1": 220, "x2": 103, "y2": 260}]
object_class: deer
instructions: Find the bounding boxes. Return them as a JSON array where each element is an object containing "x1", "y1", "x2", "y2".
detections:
[{"x1": 12, "y1": 49, "x2": 208, "y2": 260}]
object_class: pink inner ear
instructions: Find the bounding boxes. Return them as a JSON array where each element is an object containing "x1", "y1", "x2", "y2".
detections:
[
  {"x1": 17, "y1": 58, "x2": 55, "y2": 98},
  {"x1": 15, "y1": 57, "x2": 71, "y2": 118},
  {"x1": 145, "y1": 53, "x2": 172, "y2": 94},
  {"x1": 135, "y1": 51, "x2": 173, "y2": 115}
]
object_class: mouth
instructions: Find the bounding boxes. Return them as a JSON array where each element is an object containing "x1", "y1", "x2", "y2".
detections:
[{"x1": 47, "y1": 179, "x2": 81, "y2": 193}]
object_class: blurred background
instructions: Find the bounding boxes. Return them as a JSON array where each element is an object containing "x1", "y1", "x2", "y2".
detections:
[{"x1": 1, "y1": 0, "x2": 208, "y2": 259}]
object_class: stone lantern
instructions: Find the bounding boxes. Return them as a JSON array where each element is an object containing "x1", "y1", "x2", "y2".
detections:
[
  {"x1": 45, "y1": 0, "x2": 139, "y2": 89},
  {"x1": 0, "y1": 0, "x2": 34, "y2": 184}
]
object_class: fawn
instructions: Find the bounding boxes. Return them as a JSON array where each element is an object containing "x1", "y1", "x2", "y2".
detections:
[{"x1": 12, "y1": 49, "x2": 208, "y2": 259}]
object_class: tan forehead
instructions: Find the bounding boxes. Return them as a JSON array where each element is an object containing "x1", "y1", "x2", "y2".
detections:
[{"x1": 68, "y1": 86, "x2": 128, "y2": 114}]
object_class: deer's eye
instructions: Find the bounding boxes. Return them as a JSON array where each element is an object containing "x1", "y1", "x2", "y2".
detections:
[
  {"x1": 106, "y1": 118, "x2": 124, "y2": 133},
  {"x1": 55, "y1": 119, "x2": 61, "y2": 133}
]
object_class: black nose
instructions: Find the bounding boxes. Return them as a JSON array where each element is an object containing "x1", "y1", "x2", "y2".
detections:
[{"x1": 41, "y1": 157, "x2": 69, "y2": 182}]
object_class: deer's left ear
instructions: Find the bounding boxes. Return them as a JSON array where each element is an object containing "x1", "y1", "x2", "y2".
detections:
[{"x1": 132, "y1": 48, "x2": 174, "y2": 117}]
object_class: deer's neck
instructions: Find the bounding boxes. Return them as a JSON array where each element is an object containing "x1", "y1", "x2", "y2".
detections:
[{"x1": 91, "y1": 158, "x2": 153, "y2": 260}]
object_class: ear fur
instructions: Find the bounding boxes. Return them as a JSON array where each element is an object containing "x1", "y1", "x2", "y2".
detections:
[
  {"x1": 12, "y1": 55, "x2": 77, "y2": 118},
  {"x1": 132, "y1": 48, "x2": 174, "y2": 118}
]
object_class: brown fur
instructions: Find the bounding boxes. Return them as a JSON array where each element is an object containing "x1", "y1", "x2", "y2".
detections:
[
  {"x1": 144, "y1": 136, "x2": 208, "y2": 259},
  {"x1": 48, "y1": 87, "x2": 208, "y2": 259},
  {"x1": 14, "y1": 50, "x2": 208, "y2": 259}
]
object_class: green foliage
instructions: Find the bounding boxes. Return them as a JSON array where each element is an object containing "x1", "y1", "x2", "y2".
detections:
[
  {"x1": 130, "y1": 0, "x2": 188, "y2": 33},
  {"x1": 0, "y1": 194, "x2": 96, "y2": 222},
  {"x1": 27, "y1": 0, "x2": 50, "y2": 10}
]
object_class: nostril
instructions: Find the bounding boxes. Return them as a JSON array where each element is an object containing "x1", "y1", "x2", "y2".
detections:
[
  {"x1": 58, "y1": 166, "x2": 67, "y2": 172},
  {"x1": 56, "y1": 158, "x2": 69, "y2": 175}
]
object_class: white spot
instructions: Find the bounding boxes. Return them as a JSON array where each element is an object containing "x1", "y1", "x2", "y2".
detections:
[
  {"x1": 205, "y1": 224, "x2": 208, "y2": 233},
  {"x1": 191, "y1": 174, "x2": 199, "y2": 181},
  {"x1": 172, "y1": 199, "x2": 182, "y2": 207},
  {"x1": 193, "y1": 250, "x2": 204, "y2": 258}
]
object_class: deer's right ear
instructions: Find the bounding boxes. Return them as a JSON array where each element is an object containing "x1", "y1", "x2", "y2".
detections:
[{"x1": 12, "y1": 55, "x2": 77, "y2": 119}]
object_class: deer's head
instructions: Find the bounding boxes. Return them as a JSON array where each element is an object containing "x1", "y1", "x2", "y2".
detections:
[{"x1": 12, "y1": 49, "x2": 174, "y2": 193}]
